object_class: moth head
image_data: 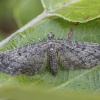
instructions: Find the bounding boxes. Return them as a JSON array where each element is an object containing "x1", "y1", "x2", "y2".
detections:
[{"x1": 48, "y1": 32, "x2": 54, "y2": 40}]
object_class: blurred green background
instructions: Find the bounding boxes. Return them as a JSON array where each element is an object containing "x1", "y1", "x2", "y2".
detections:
[{"x1": 0, "y1": 0, "x2": 43, "y2": 41}]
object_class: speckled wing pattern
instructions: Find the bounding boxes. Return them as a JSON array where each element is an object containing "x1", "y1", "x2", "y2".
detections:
[
  {"x1": 58, "y1": 40, "x2": 100, "y2": 70},
  {"x1": 0, "y1": 32, "x2": 100, "y2": 76},
  {"x1": 0, "y1": 42, "x2": 48, "y2": 75}
]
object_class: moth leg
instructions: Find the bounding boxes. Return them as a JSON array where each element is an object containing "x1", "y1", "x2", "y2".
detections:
[{"x1": 48, "y1": 48, "x2": 58, "y2": 76}]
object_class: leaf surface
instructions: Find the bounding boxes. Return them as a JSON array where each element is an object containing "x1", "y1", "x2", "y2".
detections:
[
  {"x1": 42, "y1": 0, "x2": 100, "y2": 22},
  {"x1": 0, "y1": 17, "x2": 100, "y2": 92}
]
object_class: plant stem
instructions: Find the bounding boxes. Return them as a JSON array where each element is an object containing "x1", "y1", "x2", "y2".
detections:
[{"x1": 16, "y1": 10, "x2": 48, "y2": 32}]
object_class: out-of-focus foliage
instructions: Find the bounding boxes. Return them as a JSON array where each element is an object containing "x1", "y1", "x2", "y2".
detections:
[
  {"x1": 0, "y1": 87, "x2": 100, "y2": 100},
  {"x1": 0, "y1": 0, "x2": 43, "y2": 41},
  {"x1": 13, "y1": 0, "x2": 43, "y2": 27}
]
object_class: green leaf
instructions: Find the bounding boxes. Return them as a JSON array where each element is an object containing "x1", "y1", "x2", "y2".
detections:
[
  {"x1": 41, "y1": 0, "x2": 100, "y2": 22},
  {"x1": 0, "y1": 17, "x2": 100, "y2": 93}
]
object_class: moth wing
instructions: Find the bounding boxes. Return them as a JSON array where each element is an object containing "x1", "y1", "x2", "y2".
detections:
[
  {"x1": 58, "y1": 40, "x2": 100, "y2": 70},
  {"x1": 0, "y1": 42, "x2": 48, "y2": 75}
]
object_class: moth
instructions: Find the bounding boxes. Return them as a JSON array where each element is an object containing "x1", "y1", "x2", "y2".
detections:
[{"x1": 0, "y1": 32, "x2": 100, "y2": 76}]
